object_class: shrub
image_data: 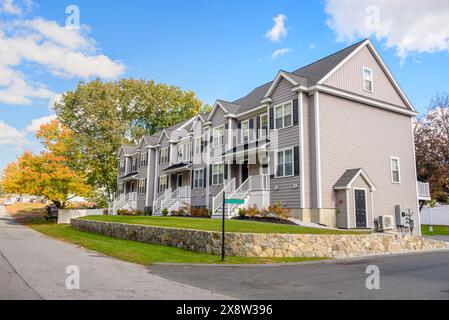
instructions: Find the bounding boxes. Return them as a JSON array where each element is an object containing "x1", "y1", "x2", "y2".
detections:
[
  {"x1": 191, "y1": 207, "x2": 209, "y2": 217},
  {"x1": 162, "y1": 208, "x2": 169, "y2": 216},
  {"x1": 144, "y1": 208, "x2": 153, "y2": 216},
  {"x1": 238, "y1": 208, "x2": 246, "y2": 218},
  {"x1": 266, "y1": 202, "x2": 291, "y2": 220},
  {"x1": 171, "y1": 203, "x2": 191, "y2": 216},
  {"x1": 117, "y1": 209, "x2": 135, "y2": 216},
  {"x1": 245, "y1": 205, "x2": 260, "y2": 218}
]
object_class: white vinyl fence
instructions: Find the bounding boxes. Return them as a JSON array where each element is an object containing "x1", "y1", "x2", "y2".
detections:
[{"x1": 420, "y1": 206, "x2": 449, "y2": 226}]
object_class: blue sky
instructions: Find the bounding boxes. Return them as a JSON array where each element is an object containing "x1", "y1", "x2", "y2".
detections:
[{"x1": 1, "y1": 0, "x2": 449, "y2": 171}]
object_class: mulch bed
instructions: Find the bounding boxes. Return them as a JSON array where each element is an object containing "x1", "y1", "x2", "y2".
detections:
[{"x1": 232, "y1": 216, "x2": 297, "y2": 226}]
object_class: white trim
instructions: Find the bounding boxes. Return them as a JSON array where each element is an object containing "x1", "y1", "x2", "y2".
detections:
[
  {"x1": 212, "y1": 162, "x2": 225, "y2": 186},
  {"x1": 317, "y1": 39, "x2": 415, "y2": 112},
  {"x1": 353, "y1": 187, "x2": 369, "y2": 228},
  {"x1": 228, "y1": 118, "x2": 233, "y2": 149},
  {"x1": 212, "y1": 124, "x2": 225, "y2": 148},
  {"x1": 264, "y1": 71, "x2": 300, "y2": 99},
  {"x1": 345, "y1": 189, "x2": 350, "y2": 229},
  {"x1": 193, "y1": 136, "x2": 202, "y2": 156},
  {"x1": 334, "y1": 168, "x2": 377, "y2": 191},
  {"x1": 160, "y1": 148, "x2": 169, "y2": 164},
  {"x1": 156, "y1": 130, "x2": 171, "y2": 144},
  {"x1": 390, "y1": 156, "x2": 401, "y2": 184},
  {"x1": 176, "y1": 173, "x2": 184, "y2": 188},
  {"x1": 314, "y1": 92, "x2": 322, "y2": 208},
  {"x1": 258, "y1": 113, "x2": 268, "y2": 140},
  {"x1": 411, "y1": 117, "x2": 422, "y2": 236},
  {"x1": 158, "y1": 175, "x2": 168, "y2": 194},
  {"x1": 236, "y1": 104, "x2": 268, "y2": 118},
  {"x1": 273, "y1": 100, "x2": 293, "y2": 130},
  {"x1": 145, "y1": 150, "x2": 151, "y2": 207},
  {"x1": 207, "y1": 101, "x2": 231, "y2": 121},
  {"x1": 240, "y1": 119, "x2": 250, "y2": 145},
  {"x1": 299, "y1": 91, "x2": 305, "y2": 208},
  {"x1": 370, "y1": 191, "x2": 374, "y2": 230},
  {"x1": 274, "y1": 147, "x2": 294, "y2": 178},
  {"x1": 153, "y1": 148, "x2": 159, "y2": 204},
  {"x1": 363, "y1": 67, "x2": 374, "y2": 93},
  {"x1": 193, "y1": 168, "x2": 206, "y2": 189}
]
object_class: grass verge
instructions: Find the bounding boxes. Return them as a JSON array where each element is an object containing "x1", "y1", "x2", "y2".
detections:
[
  {"x1": 422, "y1": 225, "x2": 449, "y2": 236},
  {"x1": 81, "y1": 215, "x2": 367, "y2": 235}
]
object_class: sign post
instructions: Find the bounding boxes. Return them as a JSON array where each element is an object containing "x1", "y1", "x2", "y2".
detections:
[{"x1": 221, "y1": 191, "x2": 225, "y2": 262}]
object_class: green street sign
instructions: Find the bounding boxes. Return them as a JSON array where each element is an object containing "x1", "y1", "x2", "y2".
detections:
[{"x1": 224, "y1": 199, "x2": 245, "y2": 205}]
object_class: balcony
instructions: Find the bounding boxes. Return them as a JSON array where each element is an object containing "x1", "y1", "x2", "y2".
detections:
[{"x1": 417, "y1": 181, "x2": 431, "y2": 201}]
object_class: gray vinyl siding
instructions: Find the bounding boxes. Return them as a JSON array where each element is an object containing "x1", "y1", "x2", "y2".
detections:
[
  {"x1": 156, "y1": 134, "x2": 171, "y2": 198},
  {"x1": 268, "y1": 78, "x2": 301, "y2": 209},
  {"x1": 145, "y1": 148, "x2": 156, "y2": 210},
  {"x1": 319, "y1": 92, "x2": 418, "y2": 230},
  {"x1": 324, "y1": 46, "x2": 408, "y2": 109},
  {"x1": 335, "y1": 190, "x2": 348, "y2": 228}
]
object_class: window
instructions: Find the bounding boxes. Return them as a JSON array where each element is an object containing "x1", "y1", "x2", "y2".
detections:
[
  {"x1": 275, "y1": 148, "x2": 293, "y2": 178},
  {"x1": 131, "y1": 157, "x2": 138, "y2": 172},
  {"x1": 138, "y1": 178, "x2": 147, "y2": 194},
  {"x1": 177, "y1": 143, "x2": 191, "y2": 163},
  {"x1": 118, "y1": 182, "x2": 124, "y2": 195},
  {"x1": 160, "y1": 148, "x2": 169, "y2": 164},
  {"x1": 159, "y1": 175, "x2": 168, "y2": 193},
  {"x1": 213, "y1": 125, "x2": 225, "y2": 147},
  {"x1": 259, "y1": 114, "x2": 268, "y2": 139},
  {"x1": 274, "y1": 102, "x2": 293, "y2": 130},
  {"x1": 212, "y1": 163, "x2": 224, "y2": 185},
  {"x1": 140, "y1": 152, "x2": 148, "y2": 167},
  {"x1": 194, "y1": 137, "x2": 202, "y2": 155},
  {"x1": 390, "y1": 157, "x2": 401, "y2": 183},
  {"x1": 363, "y1": 67, "x2": 373, "y2": 92},
  {"x1": 119, "y1": 160, "x2": 125, "y2": 173},
  {"x1": 194, "y1": 168, "x2": 205, "y2": 189},
  {"x1": 241, "y1": 120, "x2": 249, "y2": 144}
]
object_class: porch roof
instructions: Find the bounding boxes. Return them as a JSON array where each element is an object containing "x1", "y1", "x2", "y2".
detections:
[
  {"x1": 333, "y1": 168, "x2": 376, "y2": 191},
  {"x1": 163, "y1": 162, "x2": 192, "y2": 174},
  {"x1": 119, "y1": 172, "x2": 138, "y2": 182},
  {"x1": 223, "y1": 140, "x2": 269, "y2": 158}
]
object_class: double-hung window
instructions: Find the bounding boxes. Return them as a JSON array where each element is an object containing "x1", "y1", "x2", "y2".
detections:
[
  {"x1": 140, "y1": 152, "x2": 148, "y2": 167},
  {"x1": 212, "y1": 163, "x2": 224, "y2": 185},
  {"x1": 194, "y1": 137, "x2": 202, "y2": 155},
  {"x1": 119, "y1": 160, "x2": 125, "y2": 173},
  {"x1": 275, "y1": 102, "x2": 293, "y2": 130},
  {"x1": 193, "y1": 168, "x2": 205, "y2": 189},
  {"x1": 160, "y1": 148, "x2": 168, "y2": 164},
  {"x1": 390, "y1": 157, "x2": 401, "y2": 183},
  {"x1": 259, "y1": 114, "x2": 268, "y2": 139},
  {"x1": 177, "y1": 143, "x2": 191, "y2": 163},
  {"x1": 138, "y1": 178, "x2": 147, "y2": 194},
  {"x1": 363, "y1": 67, "x2": 373, "y2": 92},
  {"x1": 131, "y1": 157, "x2": 138, "y2": 172},
  {"x1": 159, "y1": 175, "x2": 168, "y2": 193},
  {"x1": 118, "y1": 182, "x2": 124, "y2": 195},
  {"x1": 213, "y1": 125, "x2": 225, "y2": 147},
  {"x1": 275, "y1": 148, "x2": 293, "y2": 178},
  {"x1": 241, "y1": 120, "x2": 249, "y2": 144}
]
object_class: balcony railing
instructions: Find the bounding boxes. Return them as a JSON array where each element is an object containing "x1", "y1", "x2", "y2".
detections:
[{"x1": 418, "y1": 182, "x2": 431, "y2": 201}]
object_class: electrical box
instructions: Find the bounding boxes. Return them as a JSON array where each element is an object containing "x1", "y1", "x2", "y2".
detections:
[{"x1": 395, "y1": 205, "x2": 411, "y2": 227}]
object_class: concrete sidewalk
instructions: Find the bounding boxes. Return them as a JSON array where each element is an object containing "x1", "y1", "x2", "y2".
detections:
[{"x1": 0, "y1": 206, "x2": 231, "y2": 300}]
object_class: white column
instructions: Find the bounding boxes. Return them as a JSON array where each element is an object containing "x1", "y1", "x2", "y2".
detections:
[
  {"x1": 299, "y1": 91, "x2": 305, "y2": 209},
  {"x1": 314, "y1": 91, "x2": 322, "y2": 209}
]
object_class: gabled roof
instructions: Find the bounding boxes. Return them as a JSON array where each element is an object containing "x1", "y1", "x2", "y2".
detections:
[
  {"x1": 334, "y1": 168, "x2": 376, "y2": 191},
  {"x1": 119, "y1": 145, "x2": 137, "y2": 156}
]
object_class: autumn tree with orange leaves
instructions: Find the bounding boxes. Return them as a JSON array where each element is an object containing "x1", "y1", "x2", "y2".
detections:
[{"x1": 1, "y1": 120, "x2": 92, "y2": 208}]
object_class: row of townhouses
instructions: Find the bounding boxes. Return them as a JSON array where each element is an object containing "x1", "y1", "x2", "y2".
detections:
[{"x1": 114, "y1": 39, "x2": 430, "y2": 234}]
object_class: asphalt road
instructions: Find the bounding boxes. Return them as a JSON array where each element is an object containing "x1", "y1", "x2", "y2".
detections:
[
  {"x1": 0, "y1": 206, "x2": 230, "y2": 300},
  {"x1": 150, "y1": 251, "x2": 449, "y2": 300}
]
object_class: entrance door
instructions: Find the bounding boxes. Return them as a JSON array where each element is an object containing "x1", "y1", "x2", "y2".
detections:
[
  {"x1": 177, "y1": 174, "x2": 183, "y2": 188},
  {"x1": 355, "y1": 189, "x2": 367, "y2": 228},
  {"x1": 130, "y1": 182, "x2": 135, "y2": 193},
  {"x1": 241, "y1": 162, "x2": 249, "y2": 184}
]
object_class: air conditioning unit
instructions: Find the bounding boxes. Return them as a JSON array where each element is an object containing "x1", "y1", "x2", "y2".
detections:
[
  {"x1": 395, "y1": 206, "x2": 411, "y2": 227},
  {"x1": 378, "y1": 215, "x2": 395, "y2": 231}
]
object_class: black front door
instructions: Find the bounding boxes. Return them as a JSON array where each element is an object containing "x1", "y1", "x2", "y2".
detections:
[
  {"x1": 241, "y1": 162, "x2": 249, "y2": 184},
  {"x1": 355, "y1": 189, "x2": 367, "y2": 228}
]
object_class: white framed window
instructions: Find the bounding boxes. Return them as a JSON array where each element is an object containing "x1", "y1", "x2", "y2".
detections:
[
  {"x1": 259, "y1": 114, "x2": 268, "y2": 139},
  {"x1": 177, "y1": 143, "x2": 191, "y2": 163},
  {"x1": 241, "y1": 120, "x2": 249, "y2": 144},
  {"x1": 194, "y1": 137, "x2": 202, "y2": 155},
  {"x1": 363, "y1": 67, "x2": 373, "y2": 92},
  {"x1": 131, "y1": 157, "x2": 138, "y2": 172},
  {"x1": 193, "y1": 168, "x2": 205, "y2": 189},
  {"x1": 140, "y1": 152, "x2": 148, "y2": 167},
  {"x1": 118, "y1": 182, "x2": 124, "y2": 195},
  {"x1": 390, "y1": 156, "x2": 401, "y2": 183},
  {"x1": 159, "y1": 175, "x2": 168, "y2": 193},
  {"x1": 274, "y1": 101, "x2": 293, "y2": 130},
  {"x1": 212, "y1": 163, "x2": 224, "y2": 185},
  {"x1": 138, "y1": 178, "x2": 147, "y2": 194},
  {"x1": 119, "y1": 160, "x2": 125, "y2": 173},
  {"x1": 275, "y1": 148, "x2": 294, "y2": 178},
  {"x1": 213, "y1": 125, "x2": 225, "y2": 147},
  {"x1": 160, "y1": 148, "x2": 169, "y2": 164}
]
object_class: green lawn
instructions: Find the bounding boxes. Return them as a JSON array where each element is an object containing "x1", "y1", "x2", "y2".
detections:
[
  {"x1": 29, "y1": 223, "x2": 325, "y2": 265},
  {"x1": 422, "y1": 225, "x2": 449, "y2": 236},
  {"x1": 81, "y1": 215, "x2": 367, "y2": 235}
]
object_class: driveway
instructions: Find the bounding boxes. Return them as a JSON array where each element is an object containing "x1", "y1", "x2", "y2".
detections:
[
  {"x1": 0, "y1": 206, "x2": 231, "y2": 300},
  {"x1": 150, "y1": 252, "x2": 449, "y2": 300}
]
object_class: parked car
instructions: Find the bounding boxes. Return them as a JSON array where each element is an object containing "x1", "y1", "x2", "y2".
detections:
[{"x1": 44, "y1": 205, "x2": 59, "y2": 221}]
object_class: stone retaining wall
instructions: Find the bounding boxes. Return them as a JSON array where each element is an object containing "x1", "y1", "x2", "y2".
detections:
[{"x1": 71, "y1": 219, "x2": 449, "y2": 259}]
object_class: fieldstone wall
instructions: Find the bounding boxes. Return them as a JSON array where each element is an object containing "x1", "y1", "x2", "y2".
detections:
[{"x1": 71, "y1": 219, "x2": 449, "y2": 259}]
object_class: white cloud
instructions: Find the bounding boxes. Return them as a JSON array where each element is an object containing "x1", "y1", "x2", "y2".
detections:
[
  {"x1": 265, "y1": 14, "x2": 288, "y2": 42},
  {"x1": 324, "y1": 0, "x2": 449, "y2": 59},
  {"x1": 0, "y1": 121, "x2": 27, "y2": 145},
  {"x1": 272, "y1": 48, "x2": 292, "y2": 59},
  {"x1": 0, "y1": 1, "x2": 126, "y2": 106},
  {"x1": 1, "y1": 0, "x2": 22, "y2": 15},
  {"x1": 25, "y1": 114, "x2": 56, "y2": 133}
]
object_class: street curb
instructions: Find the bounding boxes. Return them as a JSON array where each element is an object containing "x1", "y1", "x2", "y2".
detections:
[{"x1": 150, "y1": 248, "x2": 449, "y2": 268}]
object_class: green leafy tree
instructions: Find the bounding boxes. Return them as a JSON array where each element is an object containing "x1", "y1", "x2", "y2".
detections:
[{"x1": 54, "y1": 78, "x2": 205, "y2": 203}]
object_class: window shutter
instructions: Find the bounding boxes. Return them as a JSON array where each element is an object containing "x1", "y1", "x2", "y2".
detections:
[
  {"x1": 256, "y1": 117, "x2": 260, "y2": 140},
  {"x1": 237, "y1": 122, "x2": 241, "y2": 144},
  {"x1": 209, "y1": 164, "x2": 213, "y2": 185},
  {"x1": 269, "y1": 107, "x2": 274, "y2": 130},
  {"x1": 157, "y1": 178, "x2": 160, "y2": 193},
  {"x1": 249, "y1": 119, "x2": 254, "y2": 142},
  {"x1": 224, "y1": 164, "x2": 228, "y2": 180},
  {"x1": 203, "y1": 168, "x2": 207, "y2": 188},
  {"x1": 294, "y1": 146, "x2": 300, "y2": 176},
  {"x1": 191, "y1": 172, "x2": 195, "y2": 188},
  {"x1": 168, "y1": 148, "x2": 171, "y2": 163},
  {"x1": 293, "y1": 99, "x2": 299, "y2": 126},
  {"x1": 159, "y1": 152, "x2": 161, "y2": 164}
]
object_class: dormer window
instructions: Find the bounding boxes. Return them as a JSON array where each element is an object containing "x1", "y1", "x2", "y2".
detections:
[
  {"x1": 363, "y1": 67, "x2": 373, "y2": 92},
  {"x1": 213, "y1": 125, "x2": 225, "y2": 147}
]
